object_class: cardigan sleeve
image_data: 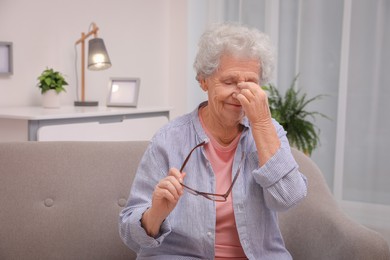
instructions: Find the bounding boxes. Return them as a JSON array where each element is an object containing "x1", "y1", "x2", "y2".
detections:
[
  {"x1": 119, "y1": 141, "x2": 173, "y2": 251},
  {"x1": 252, "y1": 120, "x2": 308, "y2": 211}
]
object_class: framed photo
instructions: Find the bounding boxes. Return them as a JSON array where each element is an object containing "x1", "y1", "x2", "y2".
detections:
[
  {"x1": 107, "y1": 77, "x2": 140, "y2": 107},
  {"x1": 0, "y1": 42, "x2": 13, "y2": 75}
]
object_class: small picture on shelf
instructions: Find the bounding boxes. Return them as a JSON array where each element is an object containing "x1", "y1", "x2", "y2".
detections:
[
  {"x1": 0, "y1": 42, "x2": 13, "y2": 75},
  {"x1": 106, "y1": 77, "x2": 140, "y2": 107}
]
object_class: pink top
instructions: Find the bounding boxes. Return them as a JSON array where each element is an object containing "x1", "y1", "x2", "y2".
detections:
[{"x1": 199, "y1": 114, "x2": 247, "y2": 259}]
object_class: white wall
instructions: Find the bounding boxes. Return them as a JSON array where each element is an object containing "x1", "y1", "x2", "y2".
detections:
[{"x1": 0, "y1": 0, "x2": 191, "y2": 120}]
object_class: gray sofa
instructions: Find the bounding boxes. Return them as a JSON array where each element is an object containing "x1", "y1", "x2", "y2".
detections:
[{"x1": 0, "y1": 141, "x2": 389, "y2": 260}]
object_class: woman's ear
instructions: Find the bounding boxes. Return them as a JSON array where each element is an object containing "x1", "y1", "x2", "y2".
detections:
[{"x1": 200, "y1": 79, "x2": 208, "y2": 92}]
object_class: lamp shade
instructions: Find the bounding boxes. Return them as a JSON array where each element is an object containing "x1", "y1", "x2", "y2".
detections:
[{"x1": 87, "y1": 38, "x2": 111, "y2": 71}]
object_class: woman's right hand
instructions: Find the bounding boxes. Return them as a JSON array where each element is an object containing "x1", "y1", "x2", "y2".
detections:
[{"x1": 141, "y1": 168, "x2": 185, "y2": 237}]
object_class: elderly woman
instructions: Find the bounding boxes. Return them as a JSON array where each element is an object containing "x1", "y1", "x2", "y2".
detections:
[{"x1": 119, "y1": 23, "x2": 307, "y2": 259}]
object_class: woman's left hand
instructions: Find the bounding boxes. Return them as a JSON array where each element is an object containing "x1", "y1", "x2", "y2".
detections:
[
  {"x1": 234, "y1": 81, "x2": 281, "y2": 165},
  {"x1": 233, "y1": 82, "x2": 272, "y2": 126}
]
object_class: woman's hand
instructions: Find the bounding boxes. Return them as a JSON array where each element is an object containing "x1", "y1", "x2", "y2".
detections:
[
  {"x1": 233, "y1": 82, "x2": 272, "y2": 126},
  {"x1": 152, "y1": 168, "x2": 185, "y2": 219},
  {"x1": 233, "y1": 82, "x2": 281, "y2": 165},
  {"x1": 141, "y1": 168, "x2": 185, "y2": 237}
]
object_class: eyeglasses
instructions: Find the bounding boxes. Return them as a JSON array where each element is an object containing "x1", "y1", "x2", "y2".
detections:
[{"x1": 179, "y1": 141, "x2": 244, "y2": 202}]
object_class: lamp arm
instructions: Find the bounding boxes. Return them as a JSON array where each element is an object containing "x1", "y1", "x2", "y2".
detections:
[
  {"x1": 74, "y1": 22, "x2": 99, "y2": 102},
  {"x1": 75, "y1": 22, "x2": 99, "y2": 45},
  {"x1": 74, "y1": 22, "x2": 110, "y2": 105}
]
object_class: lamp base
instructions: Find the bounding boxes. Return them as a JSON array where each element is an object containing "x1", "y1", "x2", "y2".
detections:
[{"x1": 74, "y1": 101, "x2": 99, "y2": 106}]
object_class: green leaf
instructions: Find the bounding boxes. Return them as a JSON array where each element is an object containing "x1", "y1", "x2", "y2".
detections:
[
  {"x1": 44, "y1": 78, "x2": 52, "y2": 86},
  {"x1": 36, "y1": 67, "x2": 68, "y2": 93}
]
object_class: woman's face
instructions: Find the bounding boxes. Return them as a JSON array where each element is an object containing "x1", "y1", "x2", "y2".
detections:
[{"x1": 201, "y1": 54, "x2": 261, "y2": 127}]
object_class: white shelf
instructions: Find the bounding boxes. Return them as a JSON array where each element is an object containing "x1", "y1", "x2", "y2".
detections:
[
  {"x1": 0, "y1": 106, "x2": 171, "y2": 141},
  {"x1": 0, "y1": 106, "x2": 170, "y2": 120}
]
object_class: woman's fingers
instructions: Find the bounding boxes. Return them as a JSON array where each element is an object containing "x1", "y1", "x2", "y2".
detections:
[
  {"x1": 169, "y1": 167, "x2": 185, "y2": 183},
  {"x1": 236, "y1": 82, "x2": 271, "y2": 123},
  {"x1": 237, "y1": 82, "x2": 266, "y2": 102},
  {"x1": 158, "y1": 177, "x2": 181, "y2": 199},
  {"x1": 155, "y1": 168, "x2": 185, "y2": 201}
]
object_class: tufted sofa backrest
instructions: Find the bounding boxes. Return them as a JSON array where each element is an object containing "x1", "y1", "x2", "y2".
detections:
[{"x1": 0, "y1": 141, "x2": 147, "y2": 260}]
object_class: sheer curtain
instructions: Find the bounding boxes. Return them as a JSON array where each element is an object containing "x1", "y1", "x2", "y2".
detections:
[
  {"x1": 279, "y1": 0, "x2": 343, "y2": 189},
  {"x1": 343, "y1": 0, "x2": 390, "y2": 205}
]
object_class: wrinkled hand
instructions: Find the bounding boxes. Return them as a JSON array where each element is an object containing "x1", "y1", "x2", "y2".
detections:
[
  {"x1": 150, "y1": 168, "x2": 186, "y2": 222},
  {"x1": 233, "y1": 82, "x2": 272, "y2": 126},
  {"x1": 233, "y1": 82, "x2": 280, "y2": 165},
  {"x1": 142, "y1": 168, "x2": 186, "y2": 237}
]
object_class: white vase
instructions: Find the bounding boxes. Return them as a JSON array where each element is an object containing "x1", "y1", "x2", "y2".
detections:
[{"x1": 42, "y1": 89, "x2": 61, "y2": 108}]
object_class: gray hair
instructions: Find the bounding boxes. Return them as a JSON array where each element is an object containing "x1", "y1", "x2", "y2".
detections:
[{"x1": 193, "y1": 23, "x2": 275, "y2": 85}]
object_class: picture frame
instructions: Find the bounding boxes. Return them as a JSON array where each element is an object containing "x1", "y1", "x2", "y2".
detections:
[
  {"x1": 106, "y1": 77, "x2": 140, "y2": 107},
  {"x1": 0, "y1": 42, "x2": 13, "y2": 75}
]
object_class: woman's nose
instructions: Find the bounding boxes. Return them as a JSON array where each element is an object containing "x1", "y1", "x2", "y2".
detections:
[
  {"x1": 233, "y1": 80, "x2": 245, "y2": 92},
  {"x1": 232, "y1": 85, "x2": 240, "y2": 94}
]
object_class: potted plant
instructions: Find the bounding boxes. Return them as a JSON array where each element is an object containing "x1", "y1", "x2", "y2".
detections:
[
  {"x1": 36, "y1": 68, "x2": 68, "y2": 108},
  {"x1": 262, "y1": 75, "x2": 328, "y2": 155}
]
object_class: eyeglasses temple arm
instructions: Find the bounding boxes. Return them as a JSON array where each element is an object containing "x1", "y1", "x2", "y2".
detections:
[{"x1": 179, "y1": 141, "x2": 206, "y2": 172}]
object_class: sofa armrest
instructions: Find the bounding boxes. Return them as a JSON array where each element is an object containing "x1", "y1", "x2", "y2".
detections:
[{"x1": 279, "y1": 148, "x2": 390, "y2": 260}]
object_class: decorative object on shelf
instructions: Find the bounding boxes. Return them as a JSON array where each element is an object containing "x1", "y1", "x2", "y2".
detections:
[
  {"x1": 74, "y1": 22, "x2": 111, "y2": 107},
  {"x1": 262, "y1": 75, "x2": 328, "y2": 155},
  {"x1": 42, "y1": 89, "x2": 61, "y2": 108},
  {"x1": 107, "y1": 77, "x2": 140, "y2": 107},
  {"x1": 0, "y1": 42, "x2": 13, "y2": 75},
  {"x1": 37, "y1": 68, "x2": 68, "y2": 108}
]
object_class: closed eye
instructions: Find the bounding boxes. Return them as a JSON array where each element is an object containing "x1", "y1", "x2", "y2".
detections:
[{"x1": 246, "y1": 78, "x2": 259, "y2": 84}]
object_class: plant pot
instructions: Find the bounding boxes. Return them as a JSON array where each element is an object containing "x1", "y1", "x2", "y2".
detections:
[{"x1": 42, "y1": 89, "x2": 61, "y2": 108}]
